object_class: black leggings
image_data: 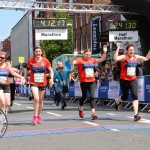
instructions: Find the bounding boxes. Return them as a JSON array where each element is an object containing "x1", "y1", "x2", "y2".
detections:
[
  {"x1": 10, "y1": 83, "x2": 15, "y2": 101},
  {"x1": 80, "y1": 82, "x2": 96, "y2": 109},
  {"x1": 120, "y1": 79, "x2": 138, "y2": 101}
]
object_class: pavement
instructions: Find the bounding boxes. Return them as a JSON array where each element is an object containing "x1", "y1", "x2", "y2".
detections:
[{"x1": 0, "y1": 96, "x2": 150, "y2": 150}]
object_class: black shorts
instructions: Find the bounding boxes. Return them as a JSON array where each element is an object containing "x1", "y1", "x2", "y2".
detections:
[
  {"x1": 30, "y1": 84, "x2": 46, "y2": 91},
  {"x1": 0, "y1": 84, "x2": 10, "y2": 93}
]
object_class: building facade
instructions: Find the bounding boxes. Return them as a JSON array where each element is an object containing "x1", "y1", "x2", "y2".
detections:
[{"x1": 0, "y1": 37, "x2": 11, "y2": 60}]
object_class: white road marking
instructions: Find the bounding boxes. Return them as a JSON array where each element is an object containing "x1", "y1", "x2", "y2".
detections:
[
  {"x1": 110, "y1": 129, "x2": 121, "y2": 131},
  {"x1": 46, "y1": 112, "x2": 62, "y2": 116},
  {"x1": 14, "y1": 103, "x2": 22, "y2": 106},
  {"x1": 83, "y1": 121, "x2": 99, "y2": 126},
  {"x1": 106, "y1": 113, "x2": 116, "y2": 115},
  {"x1": 27, "y1": 107, "x2": 34, "y2": 109},
  {"x1": 139, "y1": 119, "x2": 150, "y2": 124},
  {"x1": 125, "y1": 116, "x2": 150, "y2": 124}
]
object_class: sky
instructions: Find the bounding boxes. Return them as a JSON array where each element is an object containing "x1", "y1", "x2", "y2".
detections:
[{"x1": 0, "y1": 9, "x2": 25, "y2": 41}]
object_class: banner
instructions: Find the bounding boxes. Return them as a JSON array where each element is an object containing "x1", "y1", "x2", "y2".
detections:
[
  {"x1": 45, "y1": 87, "x2": 50, "y2": 96},
  {"x1": 23, "y1": 85, "x2": 26, "y2": 94},
  {"x1": 95, "y1": 82, "x2": 99, "y2": 98},
  {"x1": 137, "y1": 77, "x2": 144, "y2": 101},
  {"x1": 144, "y1": 77, "x2": 150, "y2": 102},
  {"x1": 74, "y1": 82, "x2": 82, "y2": 97},
  {"x1": 50, "y1": 88, "x2": 55, "y2": 96},
  {"x1": 98, "y1": 80, "x2": 109, "y2": 98},
  {"x1": 108, "y1": 80, "x2": 120, "y2": 99},
  {"x1": 68, "y1": 82, "x2": 75, "y2": 97},
  {"x1": 91, "y1": 20, "x2": 99, "y2": 54}
]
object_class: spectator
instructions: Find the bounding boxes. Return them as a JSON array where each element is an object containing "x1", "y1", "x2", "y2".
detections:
[
  {"x1": 136, "y1": 63, "x2": 143, "y2": 76},
  {"x1": 113, "y1": 62, "x2": 121, "y2": 81}
]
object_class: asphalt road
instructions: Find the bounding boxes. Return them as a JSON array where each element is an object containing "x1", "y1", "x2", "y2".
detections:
[{"x1": 0, "y1": 96, "x2": 150, "y2": 150}]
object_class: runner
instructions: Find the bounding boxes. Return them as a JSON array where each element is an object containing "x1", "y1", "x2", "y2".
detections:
[
  {"x1": 70, "y1": 46, "x2": 107, "y2": 120},
  {"x1": 54, "y1": 63, "x2": 71, "y2": 110},
  {"x1": 24, "y1": 46, "x2": 53, "y2": 124},
  {"x1": 113, "y1": 43, "x2": 150, "y2": 121},
  {"x1": 0, "y1": 52, "x2": 25, "y2": 114}
]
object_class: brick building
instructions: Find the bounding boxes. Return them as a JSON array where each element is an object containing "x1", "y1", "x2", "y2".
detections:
[
  {"x1": 73, "y1": 0, "x2": 113, "y2": 52},
  {"x1": 0, "y1": 37, "x2": 11, "y2": 60}
]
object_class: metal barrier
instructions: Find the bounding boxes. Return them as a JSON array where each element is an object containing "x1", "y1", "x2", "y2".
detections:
[{"x1": 17, "y1": 76, "x2": 150, "y2": 112}]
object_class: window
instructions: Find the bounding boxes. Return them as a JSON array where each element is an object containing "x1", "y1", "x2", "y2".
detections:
[
  {"x1": 76, "y1": 37, "x2": 77, "y2": 49},
  {"x1": 86, "y1": 33, "x2": 88, "y2": 49},
  {"x1": 80, "y1": 13, "x2": 82, "y2": 27},
  {"x1": 80, "y1": 35, "x2": 82, "y2": 50},
  {"x1": 75, "y1": 14, "x2": 77, "y2": 29},
  {"x1": 86, "y1": 13, "x2": 88, "y2": 24}
]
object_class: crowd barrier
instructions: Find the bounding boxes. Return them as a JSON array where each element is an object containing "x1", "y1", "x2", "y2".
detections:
[{"x1": 18, "y1": 76, "x2": 150, "y2": 112}]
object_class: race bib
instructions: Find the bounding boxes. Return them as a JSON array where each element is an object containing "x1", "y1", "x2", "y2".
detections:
[
  {"x1": 9, "y1": 77, "x2": 14, "y2": 84},
  {"x1": 34, "y1": 73, "x2": 44, "y2": 83},
  {"x1": 127, "y1": 67, "x2": 136, "y2": 76},
  {"x1": 0, "y1": 76, "x2": 7, "y2": 84},
  {"x1": 85, "y1": 68, "x2": 94, "y2": 77}
]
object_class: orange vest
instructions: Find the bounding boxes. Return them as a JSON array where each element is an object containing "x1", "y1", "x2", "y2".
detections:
[{"x1": 120, "y1": 54, "x2": 137, "y2": 81}]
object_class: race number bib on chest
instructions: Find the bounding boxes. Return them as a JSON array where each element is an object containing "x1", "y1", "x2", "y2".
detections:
[
  {"x1": 0, "y1": 76, "x2": 7, "y2": 84},
  {"x1": 34, "y1": 73, "x2": 44, "y2": 83},
  {"x1": 127, "y1": 67, "x2": 136, "y2": 76},
  {"x1": 85, "y1": 68, "x2": 94, "y2": 77}
]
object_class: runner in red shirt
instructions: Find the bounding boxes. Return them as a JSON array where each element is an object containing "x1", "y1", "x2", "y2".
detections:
[
  {"x1": 24, "y1": 46, "x2": 54, "y2": 124},
  {"x1": 0, "y1": 52, "x2": 25, "y2": 114},
  {"x1": 114, "y1": 43, "x2": 150, "y2": 121},
  {"x1": 70, "y1": 46, "x2": 107, "y2": 120}
]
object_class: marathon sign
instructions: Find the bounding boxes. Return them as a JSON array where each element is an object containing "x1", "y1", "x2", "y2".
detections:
[
  {"x1": 35, "y1": 29, "x2": 68, "y2": 40},
  {"x1": 109, "y1": 31, "x2": 138, "y2": 41},
  {"x1": 91, "y1": 20, "x2": 99, "y2": 54}
]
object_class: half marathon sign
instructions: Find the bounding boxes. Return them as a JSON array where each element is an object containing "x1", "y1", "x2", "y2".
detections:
[
  {"x1": 35, "y1": 29, "x2": 68, "y2": 40},
  {"x1": 109, "y1": 31, "x2": 138, "y2": 41}
]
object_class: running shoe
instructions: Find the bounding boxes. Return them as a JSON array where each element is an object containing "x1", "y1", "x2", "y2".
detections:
[
  {"x1": 37, "y1": 116, "x2": 42, "y2": 124},
  {"x1": 78, "y1": 108, "x2": 84, "y2": 118},
  {"x1": 64, "y1": 102, "x2": 67, "y2": 107},
  {"x1": 61, "y1": 106, "x2": 64, "y2": 110},
  {"x1": 52, "y1": 103, "x2": 57, "y2": 107},
  {"x1": 134, "y1": 113, "x2": 141, "y2": 121},
  {"x1": 91, "y1": 113, "x2": 98, "y2": 120},
  {"x1": 32, "y1": 116, "x2": 38, "y2": 124}
]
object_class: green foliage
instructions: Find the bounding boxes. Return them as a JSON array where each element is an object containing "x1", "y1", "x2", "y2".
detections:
[{"x1": 40, "y1": 6, "x2": 73, "y2": 63}]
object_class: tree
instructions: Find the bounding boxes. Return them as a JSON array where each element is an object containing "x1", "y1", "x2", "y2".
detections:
[{"x1": 40, "y1": 7, "x2": 73, "y2": 63}]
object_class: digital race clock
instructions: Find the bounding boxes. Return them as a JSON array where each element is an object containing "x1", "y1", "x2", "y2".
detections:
[
  {"x1": 33, "y1": 18, "x2": 67, "y2": 29},
  {"x1": 106, "y1": 20, "x2": 138, "y2": 31}
]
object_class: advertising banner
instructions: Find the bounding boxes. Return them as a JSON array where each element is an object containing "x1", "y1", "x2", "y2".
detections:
[
  {"x1": 108, "y1": 80, "x2": 120, "y2": 99},
  {"x1": 144, "y1": 77, "x2": 150, "y2": 102},
  {"x1": 74, "y1": 82, "x2": 82, "y2": 97},
  {"x1": 68, "y1": 82, "x2": 75, "y2": 97},
  {"x1": 91, "y1": 20, "x2": 99, "y2": 54},
  {"x1": 98, "y1": 80, "x2": 109, "y2": 99},
  {"x1": 45, "y1": 87, "x2": 50, "y2": 96},
  {"x1": 137, "y1": 77, "x2": 145, "y2": 101}
]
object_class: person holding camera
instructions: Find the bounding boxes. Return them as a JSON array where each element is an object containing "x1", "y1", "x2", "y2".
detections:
[{"x1": 70, "y1": 46, "x2": 107, "y2": 120}]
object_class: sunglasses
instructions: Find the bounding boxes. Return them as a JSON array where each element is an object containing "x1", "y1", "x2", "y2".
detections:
[
  {"x1": 58, "y1": 67, "x2": 63, "y2": 70},
  {"x1": 0, "y1": 56, "x2": 5, "y2": 60}
]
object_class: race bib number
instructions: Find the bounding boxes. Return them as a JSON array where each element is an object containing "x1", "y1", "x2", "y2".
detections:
[
  {"x1": 0, "y1": 77, "x2": 7, "y2": 84},
  {"x1": 34, "y1": 73, "x2": 44, "y2": 83},
  {"x1": 127, "y1": 67, "x2": 136, "y2": 76},
  {"x1": 9, "y1": 77, "x2": 14, "y2": 84},
  {"x1": 85, "y1": 68, "x2": 94, "y2": 77}
]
